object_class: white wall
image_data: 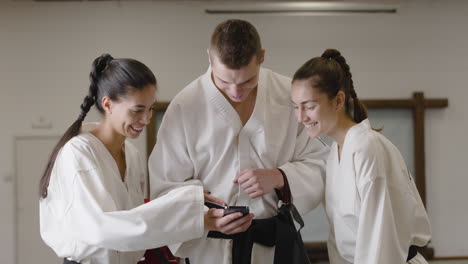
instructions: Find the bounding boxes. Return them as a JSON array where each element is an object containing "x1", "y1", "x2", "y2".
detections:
[{"x1": 1, "y1": 0, "x2": 467, "y2": 262}]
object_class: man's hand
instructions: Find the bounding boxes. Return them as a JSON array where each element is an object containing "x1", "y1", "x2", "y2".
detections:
[
  {"x1": 234, "y1": 168, "x2": 284, "y2": 199},
  {"x1": 204, "y1": 190, "x2": 227, "y2": 206},
  {"x1": 204, "y1": 209, "x2": 254, "y2": 234}
]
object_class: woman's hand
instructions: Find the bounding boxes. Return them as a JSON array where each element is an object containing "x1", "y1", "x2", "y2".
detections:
[{"x1": 204, "y1": 209, "x2": 254, "y2": 235}]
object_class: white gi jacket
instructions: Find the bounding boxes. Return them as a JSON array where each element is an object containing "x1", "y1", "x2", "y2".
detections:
[
  {"x1": 149, "y1": 67, "x2": 328, "y2": 264},
  {"x1": 40, "y1": 132, "x2": 205, "y2": 264},
  {"x1": 325, "y1": 119, "x2": 432, "y2": 264}
]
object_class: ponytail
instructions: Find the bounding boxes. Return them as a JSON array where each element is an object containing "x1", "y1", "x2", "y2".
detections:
[
  {"x1": 39, "y1": 54, "x2": 113, "y2": 198},
  {"x1": 321, "y1": 49, "x2": 368, "y2": 123},
  {"x1": 349, "y1": 88, "x2": 368, "y2": 124}
]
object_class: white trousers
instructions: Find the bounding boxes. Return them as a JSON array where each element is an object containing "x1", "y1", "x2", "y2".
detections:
[{"x1": 408, "y1": 253, "x2": 429, "y2": 264}]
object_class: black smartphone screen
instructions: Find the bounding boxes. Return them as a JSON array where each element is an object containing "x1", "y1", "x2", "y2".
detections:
[
  {"x1": 224, "y1": 206, "x2": 249, "y2": 216},
  {"x1": 205, "y1": 202, "x2": 249, "y2": 216}
]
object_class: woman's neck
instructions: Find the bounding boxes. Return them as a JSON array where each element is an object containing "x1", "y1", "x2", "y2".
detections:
[
  {"x1": 91, "y1": 122, "x2": 125, "y2": 158},
  {"x1": 329, "y1": 115, "x2": 357, "y2": 151}
]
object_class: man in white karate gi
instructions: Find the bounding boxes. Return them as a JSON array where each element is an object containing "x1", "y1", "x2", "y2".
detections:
[{"x1": 149, "y1": 19, "x2": 328, "y2": 264}]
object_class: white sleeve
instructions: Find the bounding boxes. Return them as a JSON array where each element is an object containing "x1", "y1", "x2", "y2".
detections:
[
  {"x1": 278, "y1": 123, "x2": 328, "y2": 215},
  {"x1": 147, "y1": 101, "x2": 208, "y2": 258},
  {"x1": 353, "y1": 150, "x2": 412, "y2": 264},
  {"x1": 139, "y1": 151, "x2": 149, "y2": 199},
  {"x1": 149, "y1": 102, "x2": 202, "y2": 198},
  {"x1": 66, "y1": 170, "x2": 205, "y2": 252}
]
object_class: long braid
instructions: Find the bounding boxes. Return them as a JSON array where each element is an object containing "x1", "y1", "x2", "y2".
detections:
[
  {"x1": 39, "y1": 54, "x2": 113, "y2": 198},
  {"x1": 348, "y1": 83, "x2": 368, "y2": 123},
  {"x1": 322, "y1": 49, "x2": 367, "y2": 123}
]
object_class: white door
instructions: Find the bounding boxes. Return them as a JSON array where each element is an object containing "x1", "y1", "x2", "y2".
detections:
[{"x1": 15, "y1": 136, "x2": 62, "y2": 264}]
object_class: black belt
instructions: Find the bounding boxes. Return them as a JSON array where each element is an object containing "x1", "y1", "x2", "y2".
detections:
[
  {"x1": 63, "y1": 259, "x2": 79, "y2": 264},
  {"x1": 407, "y1": 245, "x2": 421, "y2": 261},
  {"x1": 207, "y1": 203, "x2": 310, "y2": 264}
]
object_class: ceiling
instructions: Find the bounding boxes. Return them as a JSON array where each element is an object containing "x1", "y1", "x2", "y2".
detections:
[{"x1": 28, "y1": 0, "x2": 408, "y2": 3}]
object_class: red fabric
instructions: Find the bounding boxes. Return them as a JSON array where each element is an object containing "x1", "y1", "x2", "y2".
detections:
[{"x1": 138, "y1": 248, "x2": 178, "y2": 264}]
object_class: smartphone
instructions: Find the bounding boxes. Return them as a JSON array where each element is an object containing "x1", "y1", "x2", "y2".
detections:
[
  {"x1": 204, "y1": 201, "x2": 250, "y2": 216},
  {"x1": 223, "y1": 205, "x2": 249, "y2": 216}
]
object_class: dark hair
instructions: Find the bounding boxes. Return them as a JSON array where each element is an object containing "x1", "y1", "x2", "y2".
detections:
[
  {"x1": 39, "y1": 54, "x2": 156, "y2": 198},
  {"x1": 209, "y1": 19, "x2": 262, "y2": 69},
  {"x1": 293, "y1": 49, "x2": 367, "y2": 123}
]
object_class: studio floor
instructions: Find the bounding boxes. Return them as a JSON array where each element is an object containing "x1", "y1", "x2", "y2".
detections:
[
  {"x1": 429, "y1": 261, "x2": 468, "y2": 264},
  {"x1": 312, "y1": 261, "x2": 468, "y2": 264}
]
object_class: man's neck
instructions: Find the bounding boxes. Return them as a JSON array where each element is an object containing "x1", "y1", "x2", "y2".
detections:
[{"x1": 231, "y1": 88, "x2": 257, "y2": 126}]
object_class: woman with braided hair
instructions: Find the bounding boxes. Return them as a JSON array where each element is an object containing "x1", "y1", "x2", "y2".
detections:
[
  {"x1": 291, "y1": 49, "x2": 431, "y2": 264},
  {"x1": 39, "y1": 54, "x2": 246, "y2": 264}
]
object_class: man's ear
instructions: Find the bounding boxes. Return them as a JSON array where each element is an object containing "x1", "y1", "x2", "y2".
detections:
[
  {"x1": 259, "y1": 48, "x2": 266, "y2": 64},
  {"x1": 207, "y1": 48, "x2": 212, "y2": 66}
]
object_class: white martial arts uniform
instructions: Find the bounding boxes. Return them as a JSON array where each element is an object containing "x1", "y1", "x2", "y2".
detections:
[
  {"x1": 325, "y1": 119, "x2": 432, "y2": 264},
  {"x1": 149, "y1": 67, "x2": 328, "y2": 264},
  {"x1": 40, "y1": 132, "x2": 205, "y2": 264}
]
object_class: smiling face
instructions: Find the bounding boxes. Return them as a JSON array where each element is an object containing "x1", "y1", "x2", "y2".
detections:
[
  {"x1": 209, "y1": 51, "x2": 264, "y2": 103},
  {"x1": 104, "y1": 84, "x2": 157, "y2": 139},
  {"x1": 291, "y1": 78, "x2": 340, "y2": 139}
]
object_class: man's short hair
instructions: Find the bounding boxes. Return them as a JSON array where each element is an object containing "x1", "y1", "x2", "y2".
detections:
[{"x1": 210, "y1": 19, "x2": 262, "y2": 69}]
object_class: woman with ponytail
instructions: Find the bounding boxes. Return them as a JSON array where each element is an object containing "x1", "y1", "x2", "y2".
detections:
[
  {"x1": 39, "y1": 54, "x2": 247, "y2": 264},
  {"x1": 291, "y1": 49, "x2": 431, "y2": 264}
]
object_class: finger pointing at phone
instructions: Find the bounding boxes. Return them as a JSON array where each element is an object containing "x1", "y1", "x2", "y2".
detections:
[{"x1": 204, "y1": 190, "x2": 227, "y2": 206}]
